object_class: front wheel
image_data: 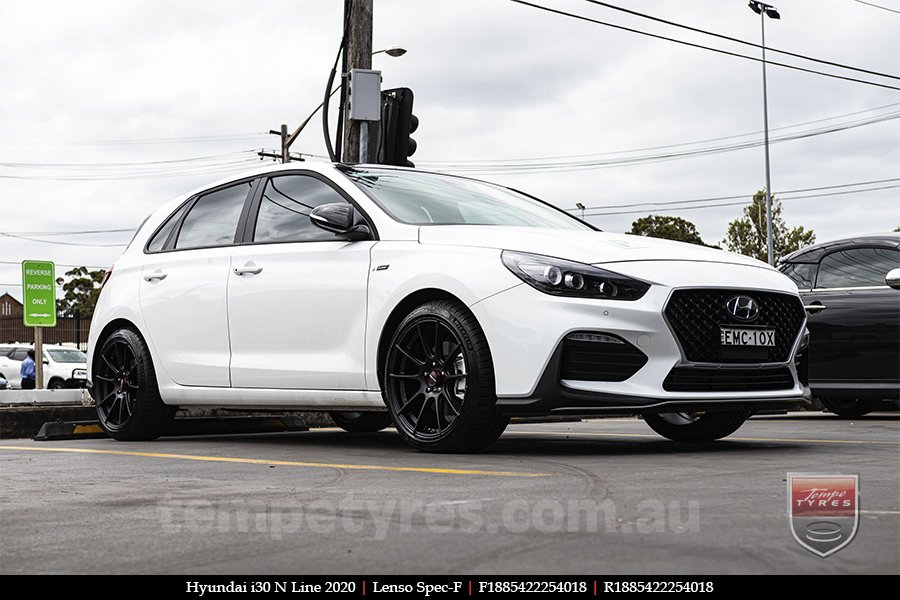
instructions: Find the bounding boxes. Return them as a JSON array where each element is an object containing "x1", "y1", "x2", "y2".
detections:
[
  {"x1": 93, "y1": 328, "x2": 174, "y2": 440},
  {"x1": 329, "y1": 411, "x2": 392, "y2": 433},
  {"x1": 643, "y1": 411, "x2": 750, "y2": 443},
  {"x1": 383, "y1": 300, "x2": 508, "y2": 453},
  {"x1": 821, "y1": 398, "x2": 881, "y2": 418}
]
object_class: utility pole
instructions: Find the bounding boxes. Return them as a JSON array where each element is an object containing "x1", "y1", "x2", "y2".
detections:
[{"x1": 341, "y1": 0, "x2": 373, "y2": 163}]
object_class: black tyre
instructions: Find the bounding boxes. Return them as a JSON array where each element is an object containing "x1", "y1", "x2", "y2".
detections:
[
  {"x1": 821, "y1": 398, "x2": 881, "y2": 418},
  {"x1": 329, "y1": 411, "x2": 392, "y2": 432},
  {"x1": 48, "y1": 378, "x2": 66, "y2": 390},
  {"x1": 643, "y1": 410, "x2": 750, "y2": 443},
  {"x1": 93, "y1": 328, "x2": 174, "y2": 440},
  {"x1": 383, "y1": 300, "x2": 508, "y2": 453}
]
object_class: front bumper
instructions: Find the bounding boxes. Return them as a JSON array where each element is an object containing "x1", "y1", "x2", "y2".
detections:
[
  {"x1": 471, "y1": 271, "x2": 809, "y2": 415},
  {"x1": 495, "y1": 340, "x2": 812, "y2": 415}
]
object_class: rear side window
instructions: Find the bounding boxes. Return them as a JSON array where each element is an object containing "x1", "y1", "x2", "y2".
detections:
[
  {"x1": 253, "y1": 175, "x2": 350, "y2": 243},
  {"x1": 816, "y1": 248, "x2": 900, "y2": 288},
  {"x1": 146, "y1": 202, "x2": 190, "y2": 253},
  {"x1": 175, "y1": 181, "x2": 252, "y2": 250},
  {"x1": 10, "y1": 348, "x2": 28, "y2": 361}
]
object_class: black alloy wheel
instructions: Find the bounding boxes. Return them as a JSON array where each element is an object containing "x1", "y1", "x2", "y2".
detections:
[
  {"x1": 384, "y1": 301, "x2": 507, "y2": 453},
  {"x1": 643, "y1": 410, "x2": 750, "y2": 443},
  {"x1": 93, "y1": 328, "x2": 174, "y2": 440},
  {"x1": 821, "y1": 398, "x2": 882, "y2": 418},
  {"x1": 329, "y1": 411, "x2": 393, "y2": 432}
]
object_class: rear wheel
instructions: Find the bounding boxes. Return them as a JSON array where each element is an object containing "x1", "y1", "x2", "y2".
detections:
[
  {"x1": 93, "y1": 328, "x2": 174, "y2": 440},
  {"x1": 821, "y1": 398, "x2": 881, "y2": 418},
  {"x1": 329, "y1": 411, "x2": 392, "y2": 432},
  {"x1": 383, "y1": 300, "x2": 508, "y2": 453},
  {"x1": 48, "y1": 378, "x2": 66, "y2": 390},
  {"x1": 643, "y1": 410, "x2": 750, "y2": 443}
]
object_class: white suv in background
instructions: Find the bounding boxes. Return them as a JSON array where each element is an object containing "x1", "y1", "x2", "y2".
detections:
[{"x1": 0, "y1": 344, "x2": 88, "y2": 389}]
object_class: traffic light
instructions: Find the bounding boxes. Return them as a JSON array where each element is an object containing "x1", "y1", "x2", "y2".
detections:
[{"x1": 378, "y1": 87, "x2": 418, "y2": 167}]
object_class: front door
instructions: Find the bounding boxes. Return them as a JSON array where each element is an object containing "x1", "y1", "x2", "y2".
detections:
[{"x1": 227, "y1": 173, "x2": 373, "y2": 389}]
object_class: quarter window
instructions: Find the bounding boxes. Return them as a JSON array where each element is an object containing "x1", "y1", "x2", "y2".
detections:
[
  {"x1": 816, "y1": 248, "x2": 900, "y2": 289},
  {"x1": 146, "y1": 202, "x2": 190, "y2": 253},
  {"x1": 253, "y1": 175, "x2": 350, "y2": 243},
  {"x1": 175, "y1": 181, "x2": 252, "y2": 250}
]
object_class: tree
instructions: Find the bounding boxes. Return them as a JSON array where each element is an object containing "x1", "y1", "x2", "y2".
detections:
[
  {"x1": 723, "y1": 191, "x2": 815, "y2": 263},
  {"x1": 628, "y1": 215, "x2": 707, "y2": 246},
  {"x1": 55, "y1": 267, "x2": 105, "y2": 316}
]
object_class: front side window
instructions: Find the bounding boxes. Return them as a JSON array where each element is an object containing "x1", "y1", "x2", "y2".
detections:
[
  {"x1": 253, "y1": 175, "x2": 349, "y2": 243},
  {"x1": 175, "y1": 181, "x2": 252, "y2": 250},
  {"x1": 816, "y1": 248, "x2": 900, "y2": 289},
  {"x1": 341, "y1": 167, "x2": 592, "y2": 230},
  {"x1": 780, "y1": 263, "x2": 817, "y2": 290}
]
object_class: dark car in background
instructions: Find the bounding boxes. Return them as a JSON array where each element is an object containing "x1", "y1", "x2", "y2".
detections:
[{"x1": 779, "y1": 233, "x2": 900, "y2": 416}]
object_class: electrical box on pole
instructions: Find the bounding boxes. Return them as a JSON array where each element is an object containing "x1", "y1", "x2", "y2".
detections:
[{"x1": 349, "y1": 69, "x2": 382, "y2": 121}]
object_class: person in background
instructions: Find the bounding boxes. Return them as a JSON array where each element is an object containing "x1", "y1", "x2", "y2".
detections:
[{"x1": 20, "y1": 350, "x2": 36, "y2": 390}]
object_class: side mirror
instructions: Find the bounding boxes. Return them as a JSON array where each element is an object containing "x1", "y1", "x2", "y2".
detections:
[
  {"x1": 310, "y1": 203, "x2": 372, "y2": 241},
  {"x1": 886, "y1": 268, "x2": 900, "y2": 290},
  {"x1": 43, "y1": 359, "x2": 49, "y2": 365}
]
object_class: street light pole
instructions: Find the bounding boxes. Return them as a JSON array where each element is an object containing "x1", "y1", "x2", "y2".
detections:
[{"x1": 749, "y1": 1, "x2": 780, "y2": 265}]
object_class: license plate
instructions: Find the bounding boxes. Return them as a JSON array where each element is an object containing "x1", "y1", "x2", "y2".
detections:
[{"x1": 720, "y1": 328, "x2": 775, "y2": 347}]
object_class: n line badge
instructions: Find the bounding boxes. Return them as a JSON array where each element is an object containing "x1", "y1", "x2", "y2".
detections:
[{"x1": 788, "y1": 473, "x2": 859, "y2": 557}]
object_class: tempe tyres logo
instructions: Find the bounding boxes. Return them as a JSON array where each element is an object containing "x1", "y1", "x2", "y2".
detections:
[{"x1": 788, "y1": 474, "x2": 859, "y2": 557}]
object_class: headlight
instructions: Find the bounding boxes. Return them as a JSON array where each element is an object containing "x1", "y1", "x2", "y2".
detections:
[{"x1": 501, "y1": 250, "x2": 650, "y2": 300}]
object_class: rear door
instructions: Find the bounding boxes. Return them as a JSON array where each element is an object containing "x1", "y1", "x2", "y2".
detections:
[
  {"x1": 138, "y1": 179, "x2": 256, "y2": 387},
  {"x1": 804, "y1": 247, "x2": 900, "y2": 386},
  {"x1": 227, "y1": 173, "x2": 374, "y2": 389}
]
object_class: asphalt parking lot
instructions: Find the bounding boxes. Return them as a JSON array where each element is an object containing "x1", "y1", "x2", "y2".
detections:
[{"x1": 1, "y1": 413, "x2": 897, "y2": 575}]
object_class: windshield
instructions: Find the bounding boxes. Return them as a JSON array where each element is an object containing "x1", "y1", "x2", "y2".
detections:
[
  {"x1": 47, "y1": 349, "x2": 87, "y2": 363},
  {"x1": 342, "y1": 168, "x2": 592, "y2": 230}
]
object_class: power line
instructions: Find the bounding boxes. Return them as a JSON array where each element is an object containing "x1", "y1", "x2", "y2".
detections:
[
  {"x1": 0, "y1": 233, "x2": 127, "y2": 247},
  {"x1": 0, "y1": 228, "x2": 135, "y2": 236},
  {"x1": 0, "y1": 150, "x2": 255, "y2": 169},
  {"x1": 0, "y1": 133, "x2": 270, "y2": 148},
  {"x1": 0, "y1": 157, "x2": 261, "y2": 181},
  {"x1": 582, "y1": 183, "x2": 900, "y2": 217},
  {"x1": 572, "y1": 176, "x2": 900, "y2": 213},
  {"x1": 421, "y1": 101, "x2": 900, "y2": 165},
  {"x1": 583, "y1": 0, "x2": 900, "y2": 81},
  {"x1": 852, "y1": 0, "x2": 900, "y2": 15},
  {"x1": 509, "y1": 0, "x2": 900, "y2": 91},
  {"x1": 425, "y1": 110, "x2": 900, "y2": 174}
]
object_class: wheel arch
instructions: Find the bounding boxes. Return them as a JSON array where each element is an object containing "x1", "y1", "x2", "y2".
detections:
[
  {"x1": 91, "y1": 318, "x2": 144, "y2": 374},
  {"x1": 376, "y1": 288, "x2": 472, "y2": 389}
]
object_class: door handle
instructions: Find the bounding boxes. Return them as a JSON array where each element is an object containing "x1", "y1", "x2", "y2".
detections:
[
  {"x1": 143, "y1": 271, "x2": 168, "y2": 282},
  {"x1": 804, "y1": 303, "x2": 827, "y2": 313},
  {"x1": 233, "y1": 265, "x2": 263, "y2": 276}
]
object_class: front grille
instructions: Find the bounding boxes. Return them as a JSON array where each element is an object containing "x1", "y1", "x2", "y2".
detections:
[
  {"x1": 560, "y1": 334, "x2": 648, "y2": 381},
  {"x1": 663, "y1": 366, "x2": 795, "y2": 392},
  {"x1": 664, "y1": 289, "x2": 805, "y2": 364}
]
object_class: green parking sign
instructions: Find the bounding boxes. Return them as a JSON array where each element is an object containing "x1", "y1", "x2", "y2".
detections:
[{"x1": 21, "y1": 260, "x2": 57, "y2": 327}]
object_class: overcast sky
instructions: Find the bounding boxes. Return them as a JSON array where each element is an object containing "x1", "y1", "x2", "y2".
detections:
[{"x1": 1, "y1": 0, "x2": 898, "y2": 297}]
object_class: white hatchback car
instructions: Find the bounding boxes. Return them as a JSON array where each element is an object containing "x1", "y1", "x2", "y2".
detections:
[
  {"x1": 88, "y1": 163, "x2": 810, "y2": 451},
  {"x1": 0, "y1": 344, "x2": 88, "y2": 389}
]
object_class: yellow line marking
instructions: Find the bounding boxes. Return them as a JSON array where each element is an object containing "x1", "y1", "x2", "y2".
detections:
[
  {"x1": 505, "y1": 430, "x2": 900, "y2": 445},
  {"x1": 0, "y1": 445, "x2": 546, "y2": 478}
]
